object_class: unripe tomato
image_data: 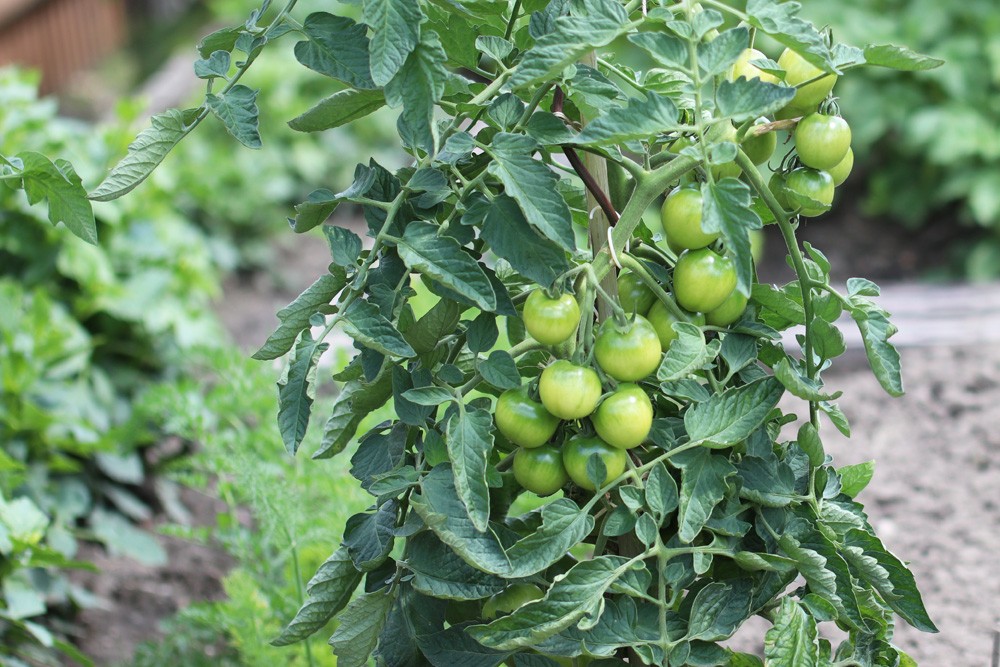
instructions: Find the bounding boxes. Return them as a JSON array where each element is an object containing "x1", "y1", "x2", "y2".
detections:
[
  {"x1": 594, "y1": 316, "x2": 662, "y2": 382},
  {"x1": 512, "y1": 445, "x2": 568, "y2": 496},
  {"x1": 673, "y1": 248, "x2": 737, "y2": 314},
  {"x1": 742, "y1": 119, "x2": 777, "y2": 165},
  {"x1": 646, "y1": 300, "x2": 705, "y2": 348},
  {"x1": 482, "y1": 583, "x2": 545, "y2": 618},
  {"x1": 705, "y1": 289, "x2": 749, "y2": 326},
  {"x1": 660, "y1": 187, "x2": 718, "y2": 251},
  {"x1": 494, "y1": 386, "x2": 560, "y2": 449},
  {"x1": 539, "y1": 360, "x2": 602, "y2": 419},
  {"x1": 778, "y1": 48, "x2": 837, "y2": 110},
  {"x1": 591, "y1": 383, "x2": 653, "y2": 449},
  {"x1": 707, "y1": 122, "x2": 741, "y2": 180},
  {"x1": 523, "y1": 290, "x2": 580, "y2": 346},
  {"x1": 617, "y1": 270, "x2": 656, "y2": 315},
  {"x1": 827, "y1": 147, "x2": 854, "y2": 186},
  {"x1": 784, "y1": 167, "x2": 834, "y2": 217},
  {"x1": 794, "y1": 113, "x2": 852, "y2": 171},
  {"x1": 563, "y1": 436, "x2": 627, "y2": 491},
  {"x1": 729, "y1": 48, "x2": 780, "y2": 85}
]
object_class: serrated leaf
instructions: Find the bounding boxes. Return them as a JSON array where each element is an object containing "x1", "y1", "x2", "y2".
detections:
[
  {"x1": 314, "y1": 370, "x2": 393, "y2": 459},
  {"x1": 774, "y1": 357, "x2": 842, "y2": 401},
  {"x1": 697, "y1": 26, "x2": 748, "y2": 77},
  {"x1": 701, "y1": 179, "x2": 761, "y2": 297},
  {"x1": 289, "y1": 88, "x2": 386, "y2": 132},
  {"x1": 487, "y1": 134, "x2": 575, "y2": 251},
  {"x1": 745, "y1": 0, "x2": 833, "y2": 71},
  {"x1": 206, "y1": 84, "x2": 262, "y2": 149},
  {"x1": 779, "y1": 532, "x2": 862, "y2": 630},
  {"x1": 511, "y1": 0, "x2": 629, "y2": 89},
  {"x1": 627, "y1": 32, "x2": 688, "y2": 71},
  {"x1": 90, "y1": 108, "x2": 196, "y2": 201},
  {"x1": 253, "y1": 269, "x2": 348, "y2": 360},
  {"x1": 401, "y1": 386, "x2": 455, "y2": 406},
  {"x1": 846, "y1": 277, "x2": 880, "y2": 297},
  {"x1": 481, "y1": 195, "x2": 570, "y2": 287},
  {"x1": 343, "y1": 300, "x2": 416, "y2": 358},
  {"x1": 384, "y1": 30, "x2": 448, "y2": 154},
  {"x1": 16, "y1": 152, "x2": 97, "y2": 244},
  {"x1": 572, "y1": 92, "x2": 681, "y2": 146},
  {"x1": 404, "y1": 298, "x2": 462, "y2": 355},
  {"x1": 446, "y1": 408, "x2": 494, "y2": 532},
  {"x1": 365, "y1": 0, "x2": 422, "y2": 86},
  {"x1": 763, "y1": 597, "x2": 818, "y2": 667},
  {"x1": 736, "y1": 456, "x2": 797, "y2": 507},
  {"x1": 752, "y1": 283, "x2": 805, "y2": 326},
  {"x1": 684, "y1": 377, "x2": 783, "y2": 448},
  {"x1": 194, "y1": 50, "x2": 231, "y2": 79},
  {"x1": 271, "y1": 546, "x2": 362, "y2": 645},
  {"x1": 479, "y1": 351, "x2": 521, "y2": 390},
  {"x1": 290, "y1": 163, "x2": 378, "y2": 233},
  {"x1": 657, "y1": 322, "x2": 712, "y2": 382},
  {"x1": 468, "y1": 556, "x2": 636, "y2": 650},
  {"x1": 351, "y1": 424, "x2": 407, "y2": 490},
  {"x1": 819, "y1": 401, "x2": 851, "y2": 437},
  {"x1": 645, "y1": 462, "x2": 678, "y2": 522},
  {"x1": 397, "y1": 222, "x2": 496, "y2": 311},
  {"x1": 717, "y1": 78, "x2": 797, "y2": 122},
  {"x1": 837, "y1": 461, "x2": 875, "y2": 499},
  {"x1": 671, "y1": 448, "x2": 736, "y2": 543},
  {"x1": 407, "y1": 531, "x2": 506, "y2": 600},
  {"x1": 323, "y1": 225, "x2": 364, "y2": 267},
  {"x1": 686, "y1": 579, "x2": 752, "y2": 641},
  {"x1": 329, "y1": 589, "x2": 395, "y2": 667},
  {"x1": 863, "y1": 44, "x2": 944, "y2": 71},
  {"x1": 295, "y1": 12, "x2": 375, "y2": 88},
  {"x1": 476, "y1": 35, "x2": 513, "y2": 62},
  {"x1": 277, "y1": 330, "x2": 329, "y2": 455},
  {"x1": 849, "y1": 300, "x2": 903, "y2": 397}
]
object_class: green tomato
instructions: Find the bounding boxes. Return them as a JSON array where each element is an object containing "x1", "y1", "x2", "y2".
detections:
[
  {"x1": 729, "y1": 48, "x2": 781, "y2": 85},
  {"x1": 673, "y1": 248, "x2": 737, "y2": 314},
  {"x1": 784, "y1": 167, "x2": 835, "y2": 217},
  {"x1": 494, "y1": 386, "x2": 560, "y2": 449},
  {"x1": 827, "y1": 147, "x2": 854, "y2": 186},
  {"x1": 707, "y1": 122, "x2": 742, "y2": 180},
  {"x1": 794, "y1": 113, "x2": 852, "y2": 171},
  {"x1": 591, "y1": 383, "x2": 653, "y2": 450},
  {"x1": 705, "y1": 289, "x2": 749, "y2": 327},
  {"x1": 563, "y1": 436, "x2": 627, "y2": 491},
  {"x1": 539, "y1": 360, "x2": 603, "y2": 419},
  {"x1": 482, "y1": 583, "x2": 545, "y2": 619},
  {"x1": 594, "y1": 316, "x2": 662, "y2": 382},
  {"x1": 660, "y1": 187, "x2": 718, "y2": 251},
  {"x1": 778, "y1": 48, "x2": 837, "y2": 110},
  {"x1": 742, "y1": 119, "x2": 778, "y2": 166},
  {"x1": 617, "y1": 270, "x2": 656, "y2": 315},
  {"x1": 512, "y1": 445, "x2": 568, "y2": 496},
  {"x1": 523, "y1": 290, "x2": 581, "y2": 346},
  {"x1": 646, "y1": 300, "x2": 705, "y2": 349}
]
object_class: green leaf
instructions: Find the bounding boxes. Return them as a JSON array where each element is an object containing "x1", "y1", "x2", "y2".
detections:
[
  {"x1": 314, "y1": 370, "x2": 393, "y2": 459},
  {"x1": 481, "y1": 195, "x2": 570, "y2": 287},
  {"x1": 684, "y1": 377, "x2": 784, "y2": 448},
  {"x1": 779, "y1": 531, "x2": 863, "y2": 630},
  {"x1": 846, "y1": 277, "x2": 880, "y2": 297},
  {"x1": 763, "y1": 597, "x2": 818, "y2": 667},
  {"x1": 479, "y1": 350, "x2": 522, "y2": 390},
  {"x1": 701, "y1": 179, "x2": 761, "y2": 297},
  {"x1": 717, "y1": 78, "x2": 797, "y2": 123},
  {"x1": 849, "y1": 300, "x2": 903, "y2": 397},
  {"x1": 671, "y1": 448, "x2": 736, "y2": 543},
  {"x1": 324, "y1": 225, "x2": 363, "y2": 267},
  {"x1": 401, "y1": 386, "x2": 455, "y2": 406},
  {"x1": 645, "y1": 462, "x2": 679, "y2": 522},
  {"x1": 476, "y1": 35, "x2": 513, "y2": 62},
  {"x1": 745, "y1": 0, "x2": 833, "y2": 71},
  {"x1": 272, "y1": 546, "x2": 362, "y2": 645},
  {"x1": 697, "y1": 26, "x2": 748, "y2": 77},
  {"x1": 837, "y1": 461, "x2": 875, "y2": 498},
  {"x1": 797, "y1": 423, "x2": 824, "y2": 469},
  {"x1": 254, "y1": 270, "x2": 348, "y2": 360},
  {"x1": 194, "y1": 50, "x2": 231, "y2": 79},
  {"x1": 686, "y1": 580, "x2": 752, "y2": 641},
  {"x1": 404, "y1": 298, "x2": 462, "y2": 355},
  {"x1": 89, "y1": 108, "x2": 195, "y2": 201},
  {"x1": 487, "y1": 134, "x2": 575, "y2": 251},
  {"x1": 446, "y1": 408, "x2": 495, "y2": 532},
  {"x1": 863, "y1": 44, "x2": 944, "y2": 71},
  {"x1": 628, "y1": 32, "x2": 688, "y2": 71},
  {"x1": 343, "y1": 500, "x2": 397, "y2": 571},
  {"x1": 752, "y1": 284, "x2": 805, "y2": 326},
  {"x1": 289, "y1": 88, "x2": 386, "y2": 132},
  {"x1": 397, "y1": 222, "x2": 496, "y2": 311},
  {"x1": 343, "y1": 300, "x2": 417, "y2": 358},
  {"x1": 384, "y1": 30, "x2": 448, "y2": 154},
  {"x1": 504, "y1": 499, "x2": 597, "y2": 576},
  {"x1": 364, "y1": 0, "x2": 422, "y2": 86},
  {"x1": 206, "y1": 84, "x2": 262, "y2": 149},
  {"x1": 294, "y1": 13, "x2": 375, "y2": 88},
  {"x1": 277, "y1": 330, "x2": 329, "y2": 455},
  {"x1": 573, "y1": 93, "x2": 681, "y2": 146},
  {"x1": 810, "y1": 317, "x2": 846, "y2": 361},
  {"x1": 657, "y1": 322, "x2": 713, "y2": 382},
  {"x1": 842, "y1": 529, "x2": 937, "y2": 632},
  {"x1": 15, "y1": 152, "x2": 97, "y2": 244},
  {"x1": 351, "y1": 424, "x2": 407, "y2": 490},
  {"x1": 290, "y1": 164, "x2": 378, "y2": 232},
  {"x1": 407, "y1": 531, "x2": 506, "y2": 600},
  {"x1": 197, "y1": 25, "x2": 242, "y2": 57},
  {"x1": 511, "y1": 0, "x2": 629, "y2": 89},
  {"x1": 736, "y1": 456, "x2": 797, "y2": 507},
  {"x1": 774, "y1": 357, "x2": 842, "y2": 401},
  {"x1": 329, "y1": 588, "x2": 395, "y2": 667},
  {"x1": 468, "y1": 556, "x2": 636, "y2": 650}
]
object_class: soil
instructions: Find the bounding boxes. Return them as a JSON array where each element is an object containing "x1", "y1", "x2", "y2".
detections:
[{"x1": 67, "y1": 209, "x2": 1000, "y2": 665}]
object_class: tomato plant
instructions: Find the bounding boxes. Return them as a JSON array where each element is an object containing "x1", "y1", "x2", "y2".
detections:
[{"x1": 71, "y1": 1, "x2": 943, "y2": 664}]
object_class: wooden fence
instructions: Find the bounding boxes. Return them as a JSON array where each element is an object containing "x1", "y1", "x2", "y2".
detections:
[{"x1": 0, "y1": 0, "x2": 126, "y2": 93}]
